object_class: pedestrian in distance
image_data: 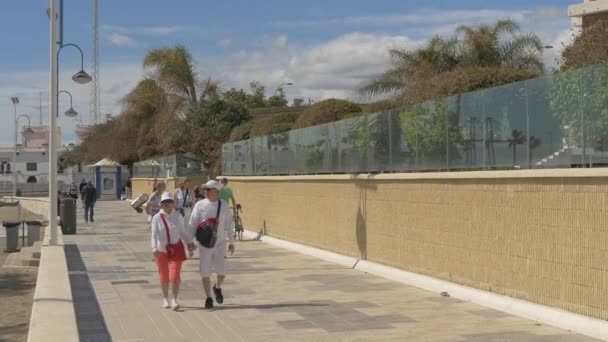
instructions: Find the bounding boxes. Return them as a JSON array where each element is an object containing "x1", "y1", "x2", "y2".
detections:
[
  {"x1": 151, "y1": 192, "x2": 196, "y2": 310},
  {"x1": 79, "y1": 179, "x2": 87, "y2": 208},
  {"x1": 145, "y1": 181, "x2": 166, "y2": 226},
  {"x1": 174, "y1": 178, "x2": 193, "y2": 219},
  {"x1": 189, "y1": 180, "x2": 235, "y2": 309},
  {"x1": 83, "y1": 181, "x2": 97, "y2": 223},
  {"x1": 219, "y1": 178, "x2": 237, "y2": 208}
]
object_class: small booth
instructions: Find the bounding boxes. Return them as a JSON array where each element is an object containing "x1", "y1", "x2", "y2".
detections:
[{"x1": 91, "y1": 158, "x2": 124, "y2": 200}]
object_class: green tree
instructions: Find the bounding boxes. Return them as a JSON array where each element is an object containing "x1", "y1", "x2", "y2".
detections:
[{"x1": 267, "y1": 86, "x2": 288, "y2": 107}]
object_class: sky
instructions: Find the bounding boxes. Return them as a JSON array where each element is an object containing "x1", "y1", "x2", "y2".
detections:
[{"x1": 0, "y1": 0, "x2": 579, "y2": 146}]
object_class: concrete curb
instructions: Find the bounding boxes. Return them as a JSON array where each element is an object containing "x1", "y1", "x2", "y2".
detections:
[
  {"x1": 27, "y1": 206, "x2": 78, "y2": 342},
  {"x1": 243, "y1": 230, "x2": 608, "y2": 342}
]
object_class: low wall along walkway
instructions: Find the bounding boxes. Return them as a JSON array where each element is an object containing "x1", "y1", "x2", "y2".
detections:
[{"x1": 226, "y1": 169, "x2": 608, "y2": 321}]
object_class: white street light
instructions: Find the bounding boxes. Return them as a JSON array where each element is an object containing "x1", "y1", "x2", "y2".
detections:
[{"x1": 58, "y1": 90, "x2": 78, "y2": 117}]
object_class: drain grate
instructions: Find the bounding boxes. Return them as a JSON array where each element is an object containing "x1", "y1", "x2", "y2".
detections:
[{"x1": 110, "y1": 279, "x2": 149, "y2": 285}]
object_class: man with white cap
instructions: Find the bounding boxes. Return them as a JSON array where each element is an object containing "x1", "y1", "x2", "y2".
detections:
[{"x1": 189, "y1": 179, "x2": 235, "y2": 309}]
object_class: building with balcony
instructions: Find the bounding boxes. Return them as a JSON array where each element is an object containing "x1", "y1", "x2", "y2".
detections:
[{"x1": 569, "y1": 0, "x2": 608, "y2": 27}]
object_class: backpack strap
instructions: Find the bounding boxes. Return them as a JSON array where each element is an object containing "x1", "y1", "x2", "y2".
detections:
[{"x1": 160, "y1": 214, "x2": 171, "y2": 243}]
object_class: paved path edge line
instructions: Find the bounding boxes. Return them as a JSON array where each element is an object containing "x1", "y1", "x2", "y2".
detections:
[{"x1": 243, "y1": 230, "x2": 608, "y2": 341}]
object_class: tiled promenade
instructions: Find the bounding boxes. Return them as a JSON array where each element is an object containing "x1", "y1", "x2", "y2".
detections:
[{"x1": 61, "y1": 201, "x2": 599, "y2": 342}]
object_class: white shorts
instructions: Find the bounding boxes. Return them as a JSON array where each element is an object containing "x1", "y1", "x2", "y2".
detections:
[{"x1": 198, "y1": 243, "x2": 226, "y2": 277}]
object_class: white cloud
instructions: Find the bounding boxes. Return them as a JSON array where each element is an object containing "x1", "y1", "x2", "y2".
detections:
[
  {"x1": 204, "y1": 32, "x2": 419, "y2": 102},
  {"x1": 106, "y1": 33, "x2": 138, "y2": 47},
  {"x1": 102, "y1": 25, "x2": 188, "y2": 36},
  {"x1": 218, "y1": 38, "x2": 232, "y2": 48},
  {"x1": 272, "y1": 35, "x2": 288, "y2": 49}
]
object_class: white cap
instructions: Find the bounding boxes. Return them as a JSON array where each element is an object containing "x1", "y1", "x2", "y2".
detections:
[
  {"x1": 203, "y1": 180, "x2": 221, "y2": 191},
  {"x1": 160, "y1": 191, "x2": 174, "y2": 203}
]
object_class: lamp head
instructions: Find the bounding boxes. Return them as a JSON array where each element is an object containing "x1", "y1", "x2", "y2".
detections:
[
  {"x1": 65, "y1": 107, "x2": 78, "y2": 118},
  {"x1": 72, "y1": 70, "x2": 92, "y2": 85},
  {"x1": 11, "y1": 97, "x2": 19, "y2": 105}
]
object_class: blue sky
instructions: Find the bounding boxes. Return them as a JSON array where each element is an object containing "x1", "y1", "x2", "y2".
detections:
[{"x1": 0, "y1": 0, "x2": 576, "y2": 145}]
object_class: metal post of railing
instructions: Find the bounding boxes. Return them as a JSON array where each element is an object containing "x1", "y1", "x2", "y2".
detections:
[{"x1": 388, "y1": 111, "x2": 393, "y2": 170}]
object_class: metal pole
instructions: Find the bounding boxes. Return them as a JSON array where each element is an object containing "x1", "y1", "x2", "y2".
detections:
[
  {"x1": 525, "y1": 82, "x2": 530, "y2": 168},
  {"x1": 581, "y1": 70, "x2": 586, "y2": 167},
  {"x1": 13, "y1": 103, "x2": 17, "y2": 198},
  {"x1": 49, "y1": 0, "x2": 58, "y2": 246}
]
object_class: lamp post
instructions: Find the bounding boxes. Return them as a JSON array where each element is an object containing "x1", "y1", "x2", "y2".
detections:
[
  {"x1": 11, "y1": 97, "x2": 19, "y2": 198},
  {"x1": 48, "y1": 0, "x2": 91, "y2": 246}
]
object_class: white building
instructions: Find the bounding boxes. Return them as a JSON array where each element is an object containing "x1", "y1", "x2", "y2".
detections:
[
  {"x1": 0, "y1": 146, "x2": 86, "y2": 195},
  {"x1": 569, "y1": 0, "x2": 608, "y2": 27}
]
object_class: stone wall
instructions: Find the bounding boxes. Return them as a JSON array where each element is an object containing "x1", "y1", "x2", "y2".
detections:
[{"x1": 226, "y1": 169, "x2": 608, "y2": 321}]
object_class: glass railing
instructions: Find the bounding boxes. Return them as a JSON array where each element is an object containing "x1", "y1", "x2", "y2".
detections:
[{"x1": 223, "y1": 63, "x2": 608, "y2": 175}]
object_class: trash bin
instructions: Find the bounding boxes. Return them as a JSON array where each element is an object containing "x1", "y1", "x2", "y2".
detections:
[
  {"x1": 60, "y1": 198, "x2": 77, "y2": 235},
  {"x1": 3, "y1": 221, "x2": 21, "y2": 252},
  {"x1": 26, "y1": 220, "x2": 42, "y2": 246}
]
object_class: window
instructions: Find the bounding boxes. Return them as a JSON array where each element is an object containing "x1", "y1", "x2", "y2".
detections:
[
  {"x1": 0, "y1": 161, "x2": 10, "y2": 173},
  {"x1": 26, "y1": 163, "x2": 37, "y2": 171}
]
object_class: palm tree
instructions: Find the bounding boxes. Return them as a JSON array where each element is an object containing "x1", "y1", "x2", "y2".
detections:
[
  {"x1": 456, "y1": 19, "x2": 544, "y2": 73},
  {"x1": 359, "y1": 19, "x2": 545, "y2": 99},
  {"x1": 507, "y1": 129, "x2": 526, "y2": 165},
  {"x1": 143, "y1": 45, "x2": 199, "y2": 104},
  {"x1": 358, "y1": 36, "x2": 460, "y2": 97}
]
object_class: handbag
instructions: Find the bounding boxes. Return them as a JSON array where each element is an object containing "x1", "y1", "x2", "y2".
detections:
[
  {"x1": 160, "y1": 214, "x2": 187, "y2": 262},
  {"x1": 196, "y1": 201, "x2": 222, "y2": 248}
]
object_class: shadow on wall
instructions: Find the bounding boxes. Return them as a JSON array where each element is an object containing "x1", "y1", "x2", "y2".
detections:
[{"x1": 355, "y1": 178, "x2": 378, "y2": 261}]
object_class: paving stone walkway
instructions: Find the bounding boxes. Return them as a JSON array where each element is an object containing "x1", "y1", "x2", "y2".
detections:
[{"x1": 62, "y1": 201, "x2": 599, "y2": 342}]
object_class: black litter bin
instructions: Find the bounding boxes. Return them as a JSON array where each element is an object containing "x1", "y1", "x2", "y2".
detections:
[
  {"x1": 3, "y1": 221, "x2": 21, "y2": 252},
  {"x1": 60, "y1": 198, "x2": 77, "y2": 234}
]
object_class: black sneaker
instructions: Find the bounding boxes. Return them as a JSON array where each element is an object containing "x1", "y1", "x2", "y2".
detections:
[
  {"x1": 213, "y1": 286, "x2": 224, "y2": 304},
  {"x1": 205, "y1": 297, "x2": 214, "y2": 309}
]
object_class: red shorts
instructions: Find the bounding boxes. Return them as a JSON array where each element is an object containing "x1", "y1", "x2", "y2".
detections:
[{"x1": 154, "y1": 252, "x2": 183, "y2": 284}]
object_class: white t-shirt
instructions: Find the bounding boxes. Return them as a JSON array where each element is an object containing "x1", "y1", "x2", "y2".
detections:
[{"x1": 189, "y1": 198, "x2": 234, "y2": 246}]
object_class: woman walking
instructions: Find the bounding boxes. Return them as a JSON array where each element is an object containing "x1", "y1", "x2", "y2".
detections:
[
  {"x1": 150, "y1": 192, "x2": 195, "y2": 310},
  {"x1": 145, "y1": 181, "x2": 166, "y2": 225}
]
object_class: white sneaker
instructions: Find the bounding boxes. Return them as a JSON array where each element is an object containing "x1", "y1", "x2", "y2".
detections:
[
  {"x1": 163, "y1": 298, "x2": 170, "y2": 309},
  {"x1": 171, "y1": 298, "x2": 180, "y2": 311}
]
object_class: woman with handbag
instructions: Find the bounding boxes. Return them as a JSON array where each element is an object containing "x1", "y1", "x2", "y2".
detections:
[{"x1": 150, "y1": 192, "x2": 195, "y2": 310}]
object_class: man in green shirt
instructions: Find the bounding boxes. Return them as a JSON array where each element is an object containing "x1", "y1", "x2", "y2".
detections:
[{"x1": 219, "y1": 178, "x2": 237, "y2": 208}]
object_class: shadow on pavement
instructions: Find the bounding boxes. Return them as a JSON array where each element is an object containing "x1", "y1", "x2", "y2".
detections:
[{"x1": 64, "y1": 244, "x2": 113, "y2": 342}]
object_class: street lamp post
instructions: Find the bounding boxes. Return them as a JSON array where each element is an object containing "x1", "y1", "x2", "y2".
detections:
[
  {"x1": 49, "y1": 0, "x2": 58, "y2": 245},
  {"x1": 11, "y1": 97, "x2": 19, "y2": 198},
  {"x1": 48, "y1": 0, "x2": 91, "y2": 246},
  {"x1": 13, "y1": 114, "x2": 32, "y2": 192}
]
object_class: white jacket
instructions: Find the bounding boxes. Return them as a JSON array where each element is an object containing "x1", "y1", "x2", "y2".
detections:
[
  {"x1": 151, "y1": 209, "x2": 193, "y2": 253},
  {"x1": 189, "y1": 198, "x2": 234, "y2": 246},
  {"x1": 174, "y1": 188, "x2": 193, "y2": 210}
]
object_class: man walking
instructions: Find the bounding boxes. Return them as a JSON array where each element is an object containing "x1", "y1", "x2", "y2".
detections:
[
  {"x1": 189, "y1": 180, "x2": 235, "y2": 309},
  {"x1": 83, "y1": 181, "x2": 97, "y2": 223},
  {"x1": 79, "y1": 179, "x2": 87, "y2": 208},
  {"x1": 219, "y1": 178, "x2": 237, "y2": 208}
]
